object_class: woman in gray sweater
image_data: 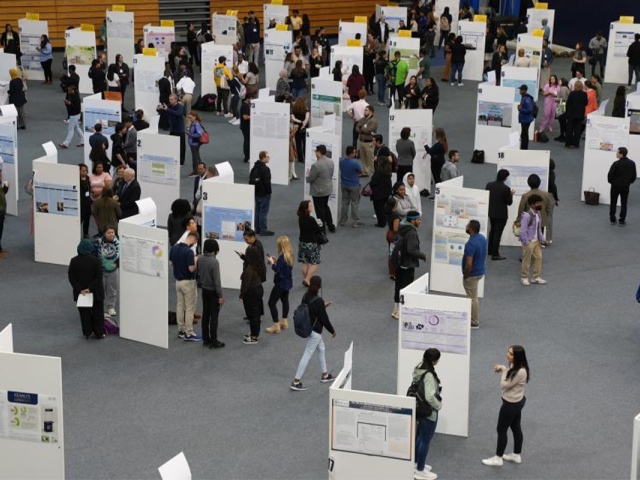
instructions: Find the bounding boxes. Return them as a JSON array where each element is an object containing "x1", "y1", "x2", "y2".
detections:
[
  {"x1": 395, "y1": 127, "x2": 416, "y2": 180},
  {"x1": 198, "y1": 239, "x2": 225, "y2": 349}
]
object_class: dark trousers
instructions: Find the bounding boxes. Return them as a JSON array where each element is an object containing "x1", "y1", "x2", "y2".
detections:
[
  {"x1": 365, "y1": 74, "x2": 374, "y2": 94},
  {"x1": 591, "y1": 53, "x2": 605, "y2": 77},
  {"x1": 565, "y1": 118, "x2": 583, "y2": 147},
  {"x1": 558, "y1": 114, "x2": 567, "y2": 138},
  {"x1": 496, "y1": 397, "x2": 526, "y2": 456},
  {"x1": 78, "y1": 301, "x2": 105, "y2": 337},
  {"x1": 201, "y1": 289, "x2": 220, "y2": 343},
  {"x1": 313, "y1": 195, "x2": 334, "y2": 230},
  {"x1": 389, "y1": 84, "x2": 404, "y2": 108},
  {"x1": 610, "y1": 186, "x2": 630, "y2": 222},
  {"x1": 352, "y1": 123, "x2": 359, "y2": 150},
  {"x1": 230, "y1": 94, "x2": 240, "y2": 118},
  {"x1": 295, "y1": 127, "x2": 306, "y2": 163},
  {"x1": 373, "y1": 197, "x2": 387, "y2": 227},
  {"x1": 120, "y1": 83, "x2": 128, "y2": 107},
  {"x1": 268, "y1": 284, "x2": 290, "y2": 322},
  {"x1": 0, "y1": 213, "x2": 4, "y2": 250},
  {"x1": 41, "y1": 59, "x2": 53, "y2": 82},
  {"x1": 159, "y1": 110, "x2": 169, "y2": 130},
  {"x1": 629, "y1": 64, "x2": 640, "y2": 86},
  {"x1": 217, "y1": 88, "x2": 229, "y2": 113},
  {"x1": 394, "y1": 267, "x2": 415, "y2": 303},
  {"x1": 397, "y1": 165, "x2": 412, "y2": 181},
  {"x1": 243, "y1": 285, "x2": 264, "y2": 337},
  {"x1": 170, "y1": 131, "x2": 186, "y2": 165},
  {"x1": 488, "y1": 217, "x2": 507, "y2": 257},
  {"x1": 520, "y1": 122, "x2": 531, "y2": 150},
  {"x1": 241, "y1": 126, "x2": 250, "y2": 162},
  {"x1": 255, "y1": 195, "x2": 271, "y2": 233},
  {"x1": 431, "y1": 159, "x2": 444, "y2": 185},
  {"x1": 80, "y1": 208, "x2": 91, "y2": 237}
]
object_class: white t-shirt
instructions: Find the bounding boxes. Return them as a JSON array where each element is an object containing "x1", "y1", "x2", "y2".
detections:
[
  {"x1": 107, "y1": 73, "x2": 120, "y2": 88},
  {"x1": 237, "y1": 60, "x2": 249, "y2": 75},
  {"x1": 177, "y1": 76, "x2": 196, "y2": 95},
  {"x1": 346, "y1": 99, "x2": 369, "y2": 122},
  {"x1": 568, "y1": 77, "x2": 585, "y2": 91}
]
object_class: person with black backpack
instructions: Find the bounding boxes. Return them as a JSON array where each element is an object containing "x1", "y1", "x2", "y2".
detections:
[
  {"x1": 517, "y1": 85, "x2": 536, "y2": 150},
  {"x1": 410, "y1": 348, "x2": 442, "y2": 480},
  {"x1": 290, "y1": 276, "x2": 335, "y2": 391}
]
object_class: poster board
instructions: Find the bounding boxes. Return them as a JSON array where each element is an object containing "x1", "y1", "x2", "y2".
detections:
[
  {"x1": 119, "y1": 212, "x2": 169, "y2": 349},
  {"x1": 0, "y1": 51, "x2": 17, "y2": 83},
  {"x1": 430, "y1": 179, "x2": 488, "y2": 297},
  {"x1": 605, "y1": 22, "x2": 640, "y2": 85},
  {"x1": 304, "y1": 126, "x2": 341, "y2": 222},
  {"x1": 338, "y1": 21, "x2": 367, "y2": 46},
  {"x1": 310, "y1": 77, "x2": 343, "y2": 138},
  {"x1": 143, "y1": 25, "x2": 175, "y2": 61},
  {"x1": 457, "y1": 20, "x2": 486, "y2": 81},
  {"x1": 82, "y1": 94, "x2": 121, "y2": 167},
  {"x1": 388, "y1": 36, "x2": 421, "y2": 82},
  {"x1": 106, "y1": 10, "x2": 135, "y2": 65},
  {"x1": 330, "y1": 46, "x2": 364, "y2": 107},
  {"x1": 18, "y1": 18, "x2": 49, "y2": 81},
  {"x1": 515, "y1": 33, "x2": 544, "y2": 71},
  {"x1": 211, "y1": 14, "x2": 238, "y2": 45},
  {"x1": 0, "y1": 106, "x2": 18, "y2": 216},
  {"x1": 396, "y1": 272, "x2": 471, "y2": 437},
  {"x1": 435, "y1": 0, "x2": 459, "y2": 46},
  {"x1": 0, "y1": 323, "x2": 13, "y2": 353},
  {"x1": 632, "y1": 413, "x2": 640, "y2": 480},
  {"x1": 133, "y1": 53, "x2": 165, "y2": 125},
  {"x1": 32, "y1": 160, "x2": 80, "y2": 266},
  {"x1": 501, "y1": 66, "x2": 539, "y2": 101},
  {"x1": 159, "y1": 452, "x2": 192, "y2": 480},
  {"x1": 497, "y1": 149, "x2": 550, "y2": 247},
  {"x1": 526, "y1": 7, "x2": 555, "y2": 44},
  {"x1": 65, "y1": 28, "x2": 96, "y2": 95},
  {"x1": 388, "y1": 107, "x2": 433, "y2": 193},
  {"x1": 0, "y1": 350, "x2": 64, "y2": 480},
  {"x1": 249, "y1": 98, "x2": 290, "y2": 185},
  {"x1": 581, "y1": 114, "x2": 630, "y2": 205},
  {"x1": 200, "y1": 42, "x2": 233, "y2": 97},
  {"x1": 137, "y1": 130, "x2": 180, "y2": 227},
  {"x1": 263, "y1": 4, "x2": 289, "y2": 26},
  {"x1": 201, "y1": 181, "x2": 254, "y2": 290},
  {"x1": 626, "y1": 92, "x2": 640, "y2": 177},
  {"x1": 379, "y1": 6, "x2": 407, "y2": 35},
  {"x1": 264, "y1": 29, "x2": 292, "y2": 91}
]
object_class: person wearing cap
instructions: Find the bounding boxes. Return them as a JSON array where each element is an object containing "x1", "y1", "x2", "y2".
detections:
[
  {"x1": 306, "y1": 145, "x2": 336, "y2": 233},
  {"x1": 392, "y1": 210, "x2": 427, "y2": 319},
  {"x1": 517, "y1": 84, "x2": 535, "y2": 150},
  {"x1": 462, "y1": 220, "x2": 487, "y2": 329}
]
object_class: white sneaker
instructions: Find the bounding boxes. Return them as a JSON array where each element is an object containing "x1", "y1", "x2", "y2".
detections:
[
  {"x1": 520, "y1": 278, "x2": 530, "y2": 286},
  {"x1": 482, "y1": 455, "x2": 504, "y2": 467},
  {"x1": 503, "y1": 453, "x2": 522, "y2": 464},
  {"x1": 108, "y1": 308, "x2": 117, "y2": 316},
  {"x1": 224, "y1": 113, "x2": 234, "y2": 118},
  {"x1": 391, "y1": 309, "x2": 399, "y2": 319},
  {"x1": 414, "y1": 469, "x2": 437, "y2": 480},
  {"x1": 532, "y1": 277, "x2": 547, "y2": 285},
  {"x1": 458, "y1": 82, "x2": 464, "y2": 86},
  {"x1": 231, "y1": 118, "x2": 241, "y2": 125},
  {"x1": 450, "y1": 82, "x2": 455, "y2": 86}
]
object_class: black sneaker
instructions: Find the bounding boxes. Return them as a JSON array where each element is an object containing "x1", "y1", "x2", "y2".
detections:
[
  {"x1": 290, "y1": 381, "x2": 308, "y2": 391},
  {"x1": 178, "y1": 331, "x2": 186, "y2": 339},
  {"x1": 243, "y1": 336, "x2": 259, "y2": 345},
  {"x1": 260, "y1": 230, "x2": 275, "y2": 236},
  {"x1": 320, "y1": 373, "x2": 335, "y2": 384},
  {"x1": 210, "y1": 341, "x2": 226, "y2": 349},
  {"x1": 610, "y1": 220, "x2": 617, "y2": 225},
  {"x1": 619, "y1": 220, "x2": 626, "y2": 227}
]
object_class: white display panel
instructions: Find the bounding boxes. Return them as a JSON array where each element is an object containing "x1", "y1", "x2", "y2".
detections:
[
  {"x1": 497, "y1": 149, "x2": 550, "y2": 247},
  {"x1": 143, "y1": 25, "x2": 175, "y2": 61},
  {"x1": 516, "y1": 33, "x2": 543, "y2": 71},
  {"x1": 0, "y1": 51, "x2": 17, "y2": 83},
  {"x1": 211, "y1": 14, "x2": 238, "y2": 45},
  {"x1": 388, "y1": 36, "x2": 421, "y2": 82},
  {"x1": 501, "y1": 65, "x2": 539, "y2": 101},
  {"x1": 0, "y1": 111, "x2": 18, "y2": 216},
  {"x1": 133, "y1": 53, "x2": 165, "y2": 125},
  {"x1": 388, "y1": 107, "x2": 433, "y2": 193},
  {"x1": 633, "y1": 413, "x2": 640, "y2": 480},
  {"x1": 379, "y1": 6, "x2": 407, "y2": 34},
  {"x1": 137, "y1": 130, "x2": 180, "y2": 228},
  {"x1": 264, "y1": 29, "x2": 292, "y2": 91},
  {"x1": 249, "y1": 98, "x2": 290, "y2": 185},
  {"x1": 159, "y1": 452, "x2": 192, "y2": 480},
  {"x1": 0, "y1": 323, "x2": 12, "y2": 353},
  {"x1": 626, "y1": 93, "x2": 640, "y2": 177},
  {"x1": 581, "y1": 114, "x2": 631, "y2": 205},
  {"x1": 605, "y1": 22, "x2": 640, "y2": 85},
  {"x1": 210, "y1": 161, "x2": 234, "y2": 183},
  {"x1": 526, "y1": 7, "x2": 555, "y2": 44},
  {"x1": 338, "y1": 21, "x2": 367, "y2": 46},
  {"x1": 33, "y1": 161, "x2": 80, "y2": 266},
  {"x1": 106, "y1": 10, "x2": 135, "y2": 66},
  {"x1": 18, "y1": 18, "x2": 49, "y2": 81},
  {"x1": 396, "y1": 272, "x2": 471, "y2": 437},
  {"x1": 330, "y1": 46, "x2": 364, "y2": 107},
  {"x1": 119, "y1": 216, "x2": 169, "y2": 349},
  {"x1": 263, "y1": 4, "x2": 289, "y2": 26},
  {"x1": 82, "y1": 94, "x2": 121, "y2": 167},
  {"x1": 201, "y1": 181, "x2": 254, "y2": 290},
  {"x1": 304, "y1": 126, "x2": 341, "y2": 222},
  {"x1": 457, "y1": 20, "x2": 486, "y2": 81},
  {"x1": 435, "y1": 0, "x2": 459, "y2": 46},
  {"x1": 201, "y1": 42, "x2": 233, "y2": 97},
  {"x1": 430, "y1": 180, "x2": 488, "y2": 297},
  {"x1": 0, "y1": 350, "x2": 64, "y2": 480},
  {"x1": 65, "y1": 28, "x2": 96, "y2": 94},
  {"x1": 310, "y1": 77, "x2": 343, "y2": 138}
]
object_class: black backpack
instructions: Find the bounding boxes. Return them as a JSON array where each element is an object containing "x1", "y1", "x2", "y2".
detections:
[
  {"x1": 389, "y1": 232, "x2": 406, "y2": 268},
  {"x1": 526, "y1": 94, "x2": 539, "y2": 118},
  {"x1": 293, "y1": 295, "x2": 321, "y2": 338},
  {"x1": 406, "y1": 371, "x2": 433, "y2": 418},
  {"x1": 470, "y1": 150, "x2": 485, "y2": 164}
]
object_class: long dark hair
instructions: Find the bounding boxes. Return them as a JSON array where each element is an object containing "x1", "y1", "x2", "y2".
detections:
[
  {"x1": 308, "y1": 275, "x2": 322, "y2": 295},
  {"x1": 420, "y1": 348, "x2": 441, "y2": 373},
  {"x1": 245, "y1": 246, "x2": 263, "y2": 273},
  {"x1": 297, "y1": 200, "x2": 311, "y2": 217},
  {"x1": 507, "y1": 345, "x2": 530, "y2": 382},
  {"x1": 40, "y1": 34, "x2": 49, "y2": 49}
]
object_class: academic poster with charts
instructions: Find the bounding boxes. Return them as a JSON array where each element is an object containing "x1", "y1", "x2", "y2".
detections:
[
  {"x1": 0, "y1": 391, "x2": 60, "y2": 444},
  {"x1": 401, "y1": 306, "x2": 469, "y2": 355},
  {"x1": 120, "y1": 234, "x2": 166, "y2": 278},
  {"x1": 34, "y1": 182, "x2": 78, "y2": 217}
]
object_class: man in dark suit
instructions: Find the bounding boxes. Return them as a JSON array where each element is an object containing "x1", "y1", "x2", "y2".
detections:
[
  {"x1": 608, "y1": 147, "x2": 637, "y2": 226},
  {"x1": 158, "y1": 70, "x2": 173, "y2": 131},
  {"x1": 485, "y1": 169, "x2": 515, "y2": 260},
  {"x1": 373, "y1": 17, "x2": 389, "y2": 46},
  {"x1": 118, "y1": 168, "x2": 142, "y2": 219},
  {"x1": 89, "y1": 123, "x2": 109, "y2": 150}
]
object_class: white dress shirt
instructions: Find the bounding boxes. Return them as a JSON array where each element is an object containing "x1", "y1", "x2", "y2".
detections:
[{"x1": 177, "y1": 76, "x2": 196, "y2": 95}]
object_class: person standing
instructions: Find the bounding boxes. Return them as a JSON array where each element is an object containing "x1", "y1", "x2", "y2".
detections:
[
  {"x1": 307, "y1": 145, "x2": 335, "y2": 233},
  {"x1": 92, "y1": 188, "x2": 121, "y2": 235},
  {"x1": 540, "y1": 39, "x2": 553, "y2": 89},
  {"x1": 114, "y1": 54, "x2": 130, "y2": 109},
  {"x1": 88, "y1": 162, "x2": 111, "y2": 202},
  {"x1": 240, "y1": 94, "x2": 253, "y2": 163},
  {"x1": 571, "y1": 41, "x2": 587, "y2": 78},
  {"x1": 88, "y1": 59, "x2": 106, "y2": 97},
  {"x1": 482, "y1": 345, "x2": 530, "y2": 467},
  {"x1": 518, "y1": 195, "x2": 547, "y2": 286},
  {"x1": 245, "y1": 12, "x2": 261, "y2": 66},
  {"x1": 363, "y1": 33, "x2": 379, "y2": 94},
  {"x1": 539, "y1": 75, "x2": 560, "y2": 136},
  {"x1": 68, "y1": 239, "x2": 106, "y2": 339},
  {"x1": 176, "y1": 73, "x2": 196, "y2": 125},
  {"x1": 160, "y1": 94, "x2": 186, "y2": 165},
  {"x1": 36, "y1": 35, "x2": 53, "y2": 84},
  {"x1": 92, "y1": 226, "x2": 119, "y2": 319},
  {"x1": 374, "y1": 51, "x2": 389, "y2": 106},
  {"x1": 59, "y1": 85, "x2": 84, "y2": 148},
  {"x1": 491, "y1": 45, "x2": 508, "y2": 85},
  {"x1": 290, "y1": 276, "x2": 336, "y2": 391},
  {"x1": 214, "y1": 56, "x2": 233, "y2": 116},
  {"x1": 424, "y1": 128, "x2": 448, "y2": 192},
  {"x1": 187, "y1": 113, "x2": 205, "y2": 176},
  {"x1": 78, "y1": 164, "x2": 92, "y2": 239},
  {"x1": 547, "y1": 159, "x2": 559, "y2": 244},
  {"x1": 417, "y1": 49, "x2": 431, "y2": 91},
  {"x1": 0, "y1": 170, "x2": 8, "y2": 259},
  {"x1": 608, "y1": 147, "x2": 637, "y2": 226},
  {"x1": 291, "y1": 98, "x2": 310, "y2": 163},
  {"x1": 356, "y1": 105, "x2": 378, "y2": 176},
  {"x1": 486, "y1": 169, "x2": 515, "y2": 260},
  {"x1": 339, "y1": 146, "x2": 364, "y2": 228},
  {"x1": 157, "y1": 70, "x2": 173, "y2": 131},
  {"x1": 518, "y1": 174, "x2": 552, "y2": 235},
  {"x1": 117, "y1": 168, "x2": 141, "y2": 219},
  {"x1": 396, "y1": 127, "x2": 416, "y2": 180},
  {"x1": 198, "y1": 239, "x2": 225, "y2": 349},
  {"x1": 588, "y1": 31, "x2": 607, "y2": 78},
  {"x1": 440, "y1": 150, "x2": 460, "y2": 182},
  {"x1": 346, "y1": 66, "x2": 366, "y2": 103},
  {"x1": 626, "y1": 33, "x2": 640, "y2": 87},
  {"x1": 265, "y1": 236, "x2": 294, "y2": 334},
  {"x1": 450, "y1": 36, "x2": 466, "y2": 86},
  {"x1": 240, "y1": 247, "x2": 265, "y2": 345},
  {"x1": 346, "y1": 89, "x2": 369, "y2": 150},
  {"x1": 122, "y1": 116, "x2": 137, "y2": 168},
  {"x1": 462, "y1": 220, "x2": 487, "y2": 329},
  {"x1": 169, "y1": 232, "x2": 202, "y2": 341},
  {"x1": 517, "y1": 85, "x2": 535, "y2": 150},
  {"x1": 249, "y1": 151, "x2": 274, "y2": 236},
  {"x1": 554, "y1": 78, "x2": 571, "y2": 142},
  {"x1": 8, "y1": 69, "x2": 26, "y2": 129},
  {"x1": 564, "y1": 81, "x2": 588, "y2": 149},
  {"x1": 389, "y1": 51, "x2": 409, "y2": 108},
  {"x1": 297, "y1": 200, "x2": 323, "y2": 286},
  {"x1": 370, "y1": 153, "x2": 393, "y2": 228}
]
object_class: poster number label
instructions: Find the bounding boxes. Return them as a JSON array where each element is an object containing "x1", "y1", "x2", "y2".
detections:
[
  {"x1": 137, "y1": 140, "x2": 142, "y2": 148},
  {"x1": 202, "y1": 192, "x2": 208, "y2": 201},
  {"x1": 498, "y1": 152, "x2": 504, "y2": 159}
]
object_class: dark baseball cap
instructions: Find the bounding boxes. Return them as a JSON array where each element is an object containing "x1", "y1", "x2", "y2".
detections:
[{"x1": 519, "y1": 84, "x2": 528, "y2": 91}]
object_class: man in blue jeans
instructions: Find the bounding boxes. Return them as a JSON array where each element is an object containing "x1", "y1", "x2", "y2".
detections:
[
  {"x1": 249, "y1": 151, "x2": 274, "y2": 236},
  {"x1": 462, "y1": 220, "x2": 487, "y2": 329}
]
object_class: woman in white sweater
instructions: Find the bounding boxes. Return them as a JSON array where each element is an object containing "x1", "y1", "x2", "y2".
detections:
[{"x1": 483, "y1": 345, "x2": 530, "y2": 467}]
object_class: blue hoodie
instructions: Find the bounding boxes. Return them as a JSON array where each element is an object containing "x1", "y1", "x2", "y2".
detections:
[{"x1": 519, "y1": 93, "x2": 535, "y2": 124}]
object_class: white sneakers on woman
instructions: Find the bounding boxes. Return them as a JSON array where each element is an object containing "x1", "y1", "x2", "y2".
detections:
[
  {"x1": 414, "y1": 468, "x2": 437, "y2": 479},
  {"x1": 482, "y1": 453, "x2": 522, "y2": 466},
  {"x1": 503, "y1": 453, "x2": 522, "y2": 464}
]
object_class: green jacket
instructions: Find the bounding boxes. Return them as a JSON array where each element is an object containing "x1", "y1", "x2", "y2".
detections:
[
  {"x1": 395, "y1": 59, "x2": 409, "y2": 86},
  {"x1": 412, "y1": 363, "x2": 442, "y2": 421}
]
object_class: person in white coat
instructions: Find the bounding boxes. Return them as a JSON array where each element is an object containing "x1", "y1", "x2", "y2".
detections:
[{"x1": 402, "y1": 172, "x2": 422, "y2": 215}]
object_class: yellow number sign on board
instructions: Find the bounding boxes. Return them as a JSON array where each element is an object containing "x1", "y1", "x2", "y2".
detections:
[
  {"x1": 275, "y1": 24, "x2": 288, "y2": 31},
  {"x1": 161, "y1": 20, "x2": 175, "y2": 27},
  {"x1": 271, "y1": 0, "x2": 283, "y2": 5},
  {"x1": 532, "y1": 29, "x2": 544, "y2": 37},
  {"x1": 354, "y1": 16, "x2": 368, "y2": 24},
  {"x1": 26, "y1": 13, "x2": 40, "y2": 21},
  {"x1": 112, "y1": 5, "x2": 125, "y2": 12},
  {"x1": 80, "y1": 24, "x2": 95, "y2": 32},
  {"x1": 398, "y1": 30, "x2": 411, "y2": 38},
  {"x1": 143, "y1": 48, "x2": 157, "y2": 56},
  {"x1": 474, "y1": 15, "x2": 487, "y2": 23},
  {"x1": 347, "y1": 39, "x2": 362, "y2": 47},
  {"x1": 620, "y1": 16, "x2": 634, "y2": 24},
  {"x1": 535, "y1": 3, "x2": 548, "y2": 9}
]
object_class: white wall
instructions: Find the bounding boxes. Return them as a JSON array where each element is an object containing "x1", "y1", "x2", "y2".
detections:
[
  {"x1": 626, "y1": 92, "x2": 640, "y2": 177},
  {"x1": 0, "y1": 51, "x2": 17, "y2": 82},
  {"x1": 18, "y1": 18, "x2": 49, "y2": 81},
  {"x1": 474, "y1": 83, "x2": 520, "y2": 164},
  {"x1": 338, "y1": 21, "x2": 367, "y2": 46},
  {"x1": 200, "y1": 42, "x2": 233, "y2": 97},
  {"x1": 310, "y1": 77, "x2": 343, "y2": 139},
  {"x1": 264, "y1": 29, "x2": 292, "y2": 91},
  {"x1": 143, "y1": 25, "x2": 175, "y2": 61},
  {"x1": 458, "y1": 20, "x2": 486, "y2": 82},
  {"x1": 604, "y1": 22, "x2": 640, "y2": 85},
  {"x1": 0, "y1": 112, "x2": 18, "y2": 216},
  {"x1": 106, "y1": 10, "x2": 135, "y2": 65},
  {"x1": 249, "y1": 98, "x2": 290, "y2": 185},
  {"x1": 133, "y1": 54, "x2": 165, "y2": 123},
  {"x1": 0, "y1": 323, "x2": 13, "y2": 353},
  {"x1": 65, "y1": 28, "x2": 96, "y2": 95}
]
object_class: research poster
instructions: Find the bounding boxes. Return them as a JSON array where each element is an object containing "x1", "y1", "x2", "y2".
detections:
[
  {"x1": 135, "y1": 69, "x2": 163, "y2": 93},
  {"x1": 477, "y1": 101, "x2": 512, "y2": 128},
  {"x1": 628, "y1": 109, "x2": 640, "y2": 135},
  {"x1": 504, "y1": 165, "x2": 548, "y2": 196},
  {"x1": 388, "y1": 46, "x2": 419, "y2": 69},
  {"x1": 0, "y1": 390, "x2": 60, "y2": 444},
  {"x1": 251, "y1": 108, "x2": 289, "y2": 140},
  {"x1": 83, "y1": 107, "x2": 120, "y2": 135},
  {"x1": 107, "y1": 16, "x2": 134, "y2": 39},
  {"x1": 311, "y1": 93, "x2": 341, "y2": 125},
  {"x1": 212, "y1": 15, "x2": 237, "y2": 39},
  {"x1": 264, "y1": 39, "x2": 291, "y2": 62},
  {"x1": 614, "y1": 31, "x2": 635, "y2": 58},
  {"x1": 459, "y1": 29, "x2": 482, "y2": 51},
  {"x1": 65, "y1": 45, "x2": 96, "y2": 66},
  {"x1": 203, "y1": 206, "x2": 252, "y2": 241},
  {"x1": 120, "y1": 234, "x2": 166, "y2": 278},
  {"x1": 138, "y1": 153, "x2": 179, "y2": 186},
  {"x1": 586, "y1": 118, "x2": 629, "y2": 152},
  {"x1": 331, "y1": 399, "x2": 412, "y2": 460},
  {"x1": 146, "y1": 31, "x2": 175, "y2": 58},
  {"x1": 34, "y1": 182, "x2": 78, "y2": 217},
  {"x1": 502, "y1": 78, "x2": 537, "y2": 102},
  {"x1": 389, "y1": 119, "x2": 431, "y2": 157},
  {"x1": 0, "y1": 132, "x2": 15, "y2": 165},
  {"x1": 401, "y1": 306, "x2": 469, "y2": 355},
  {"x1": 18, "y1": 20, "x2": 48, "y2": 75}
]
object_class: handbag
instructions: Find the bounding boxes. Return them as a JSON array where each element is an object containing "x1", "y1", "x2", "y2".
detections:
[
  {"x1": 361, "y1": 182, "x2": 373, "y2": 197},
  {"x1": 199, "y1": 126, "x2": 210, "y2": 144},
  {"x1": 584, "y1": 188, "x2": 600, "y2": 205},
  {"x1": 316, "y1": 231, "x2": 329, "y2": 245},
  {"x1": 470, "y1": 150, "x2": 485, "y2": 164},
  {"x1": 555, "y1": 100, "x2": 566, "y2": 119}
]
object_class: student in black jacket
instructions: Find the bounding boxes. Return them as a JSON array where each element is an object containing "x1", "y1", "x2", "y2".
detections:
[
  {"x1": 249, "y1": 151, "x2": 273, "y2": 236},
  {"x1": 608, "y1": 147, "x2": 637, "y2": 226},
  {"x1": 68, "y1": 239, "x2": 105, "y2": 339},
  {"x1": 60, "y1": 64, "x2": 80, "y2": 93},
  {"x1": 485, "y1": 169, "x2": 515, "y2": 260},
  {"x1": 627, "y1": 33, "x2": 640, "y2": 87},
  {"x1": 88, "y1": 59, "x2": 106, "y2": 96},
  {"x1": 8, "y1": 69, "x2": 26, "y2": 129},
  {"x1": 424, "y1": 127, "x2": 448, "y2": 193},
  {"x1": 564, "y1": 82, "x2": 588, "y2": 148},
  {"x1": 370, "y1": 154, "x2": 393, "y2": 227},
  {"x1": 421, "y1": 77, "x2": 439, "y2": 111},
  {"x1": 157, "y1": 70, "x2": 173, "y2": 131},
  {"x1": 290, "y1": 275, "x2": 336, "y2": 391},
  {"x1": 59, "y1": 85, "x2": 84, "y2": 148}
]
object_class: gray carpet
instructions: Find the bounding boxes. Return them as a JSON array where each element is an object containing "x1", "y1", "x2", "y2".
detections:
[{"x1": 2, "y1": 54, "x2": 640, "y2": 480}]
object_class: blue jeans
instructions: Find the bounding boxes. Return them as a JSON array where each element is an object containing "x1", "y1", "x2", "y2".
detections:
[
  {"x1": 293, "y1": 87, "x2": 307, "y2": 99},
  {"x1": 415, "y1": 416, "x2": 438, "y2": 472},
  {"x1": 255, "y1": 194, "x2": 271, "y2": 233},
  {"x1": 294, "y1": 331, "x2": 327, "y2": 380},
  {"x1": 451, "y1": 63, "x2": 464, "y2": 84},
  {"x1": 376, "y1": 74, "x2": 387, "y2": 103}
]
